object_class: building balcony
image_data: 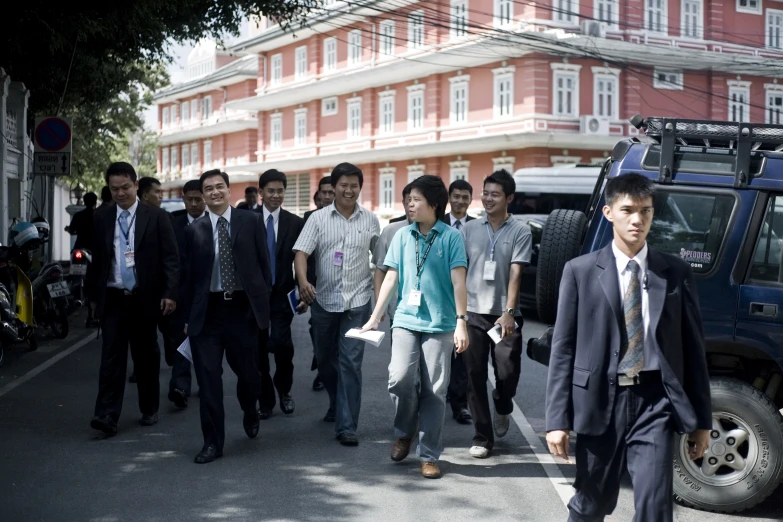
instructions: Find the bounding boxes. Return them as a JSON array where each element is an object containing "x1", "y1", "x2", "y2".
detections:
[{"x1": 157, "y1": 109, "x2": 258, "y2": 146}]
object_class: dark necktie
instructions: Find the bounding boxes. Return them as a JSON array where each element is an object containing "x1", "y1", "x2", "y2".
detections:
[
  {"x1": 218, "y1": 217, "x2": 236, "y2": 293},
  {"x1": 618, "y1": 260, "x2": 644, "y2": 377},
  {"x1": 266, "y1": 214, "x2": 276, "y2": 286},
  {"x1": 453, "y1": 220, "x2": 462, "y2": 230}
]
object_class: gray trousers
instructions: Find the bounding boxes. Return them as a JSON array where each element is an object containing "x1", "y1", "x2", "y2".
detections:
[{"x1": 388, "y1": 328, "x2": 453, "y2": 462}]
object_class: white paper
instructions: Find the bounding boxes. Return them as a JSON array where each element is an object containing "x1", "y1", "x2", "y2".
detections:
[
  {"x1": 177, "y1": 338, "x2": 193, "y2": 363},
  {"x1": 487, "y1": 322, "x2": 519, "y2": 344},
  {"x1": 345, "y1": 328, "x2": 386, "y2": 347}
]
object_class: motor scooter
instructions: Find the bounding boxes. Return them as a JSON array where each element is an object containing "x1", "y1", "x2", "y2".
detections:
[{"x1": 0, "y1": 243, "x2": 37, "y2": 367}]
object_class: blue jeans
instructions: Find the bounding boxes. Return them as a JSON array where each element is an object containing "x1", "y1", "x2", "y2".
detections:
[
  {"x1": 388, "y1": 328, "x2": 453, "y2": 462},
  {"x1": 310, "y1": 299, "x2": 371, "y2": 437}
]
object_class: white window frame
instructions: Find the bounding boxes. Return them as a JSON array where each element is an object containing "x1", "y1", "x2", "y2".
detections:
[
  {"x1": 554, "y1": 0, "x2": 579, "y2": 25},
  {"x1": 379, "y1": 20, "x2": 395, "y2": 57},
  {"x1": 493, "y1": 66, "x2": 515, "y2": 118},
  {"x1": 271, "y1": 53, "x2": 283, "y2": 86},
  {"x1": 379, "y1": 172, "x2": 395, "y2": 211},
  {"x1": 171, "y1": 104, "x2": 178, "y2": 126},
  {"x1": 551, "y1": 63, "x2": 581, "y2": 117},
  {"x1": 294, "y1": 109, "x2": 307, "y2": 146},
  {"x1": 451, "y1": 0, "x2": 468, "y2": 39},
  {"x1": 295, "y1": 46, "x2": 308, "y2": 80},
  {"x1": 324, "y1": 37, "x2": 337, "y2": 72},
  {"x1": 270, "y1": 113, "x2": 283, "y2": 150},
  {"x1": 492, "y1": 156, "x2": 516, "y2": 174},
  {"x1": 378, "y1": 91, "x2": 396, "y2": 135},
  {"x1": 347, "y1": 98, "x2": 362, "y2": 139},
  {"x1": 494, "y1": 0, "x2": 513, "y2": 26},
  {"x1": 765, "y1": 85, "x2": 783, "y2": 124},
  {"x1": 191, "y1": 142, "x2": 199, "y2": 168},
  {"x1": 449, "y1": 75, "x2": 470, "y2": 125},
  {"x1": 681, "y1": 0, "x2": 703, "y2": 39},
  {"x1": 644, "y1": 0, "x2": 668, "y2": 33},
  {"x1": 592, "y1": 67, "x2": 620, "y2": 119},
  {"x1": 191, "y1": 100, "x2": 198, "y2": 122},
  {"x1": 450, "y1": 167, "x2": 468, "y2": 182},
  {"x1": 202, "y1": 96, "x2": 213, "y2": 120},
  {"x1": 203, "y1": 140, "x2": 212, "y2": 167},
  {"x1": 737, "y1": 0, "x2": 762, "y2": 15},
  {"x1": 407, "y1": 84, "x2": 425, "y2": 131},
  {"x1": 407, "y1": 164, "x2": 425, "y2": 182},
  {"x1": 767, "y1": 9, "x2": 783, "y2": 49},
  {"x1": 162, "y1": 107, "x2": 170, "y2": 129},
  {"x1": 171, "y1": 146, "x2": 178, "y2": 170},
  {"x1": 181, "y1": 143, "x2": 190, "y2": 170},
  {"x1": 594, "y1": 0, "x2": 619, "y2": 27},
  {"x1": 653, "y1": 68, "x2": 683, "y2": 90},
  {"x1": 348, "y1": 30, "x2": 362, "y2": 65},
  {"x1": 181, "y1": 102, "x2": 190, "y2": 124},
  {"x1": 162, "y1": 147, "x2": 170, "y2": 173},
  {"x1": 322, "y1": 97, "x2": 338, "y2": 116},
  {"x1": 728, "y1": 81, "x2": 751, "y2": 123},
  {"x1": 408, "y1": 10, "x2": 425, "y2": 49}
]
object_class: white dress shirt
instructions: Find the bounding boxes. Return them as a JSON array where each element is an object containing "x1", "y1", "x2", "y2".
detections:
[
  {"x1": 262, "y1": 205, "x2": 280, "y2": 240},
  {"x1": 187, "y1": 212, "x2": 205, "y2": 224},
  {"x1": 449, "y1": 214, "x2": 468, "y2": 229},
  {"x1": 209, "y1": 206, "x2": 239, "y2": 292},
  {"x1": 109, "y1": 199, "x2": 139, "y2": 288}
]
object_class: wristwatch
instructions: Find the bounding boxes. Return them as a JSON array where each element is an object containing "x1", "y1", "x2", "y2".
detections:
[
  {"x1": 504, "y1": 308, "x2": 514, "y2": 316},
  {"x1": 456, "y1": 314, "x2": 468, "y2": 321}
]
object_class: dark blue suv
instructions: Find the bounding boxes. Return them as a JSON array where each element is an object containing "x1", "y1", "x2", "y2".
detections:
[{"x1": 530, "y1": 117, "x2": 783, "y2": 514}]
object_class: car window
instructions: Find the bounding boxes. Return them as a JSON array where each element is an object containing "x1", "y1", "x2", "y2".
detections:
[
  {"x1": 646, "y1": 190, "x2": 735, "y2": 274},
  {"x1": 509, "y1": 193, "x2": 590, "y2": 215},
  {"x1": 749, "y1": 195, "x2": 783, "y2": 284}
]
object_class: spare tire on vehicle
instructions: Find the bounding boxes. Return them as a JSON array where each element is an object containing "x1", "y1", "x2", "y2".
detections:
[{"x1": 535, "y1": 209, "x2": 587, "y2": 325}]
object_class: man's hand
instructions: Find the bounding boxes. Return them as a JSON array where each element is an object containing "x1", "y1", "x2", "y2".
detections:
[
  {"x1": 160, "y1": 298, "x2": 176, "y2": 316},
  {"x1": 454, "y1": 322, "x2": 469, "y2": 353},
  {"x1": 495, "y1": 313, "x2": 516, "y2": 339},
  {"x1": 546, "y1": 430, "x2": 571, "y2": 463},
  {"x1": 358, "y1": 316, "x2": 380, "y2": 333},
  {"x1": 183, "y1": 324, "x2": 188, "y2": 335},
  {"x1": 296, "y1": 301, "x2": 309, "y2": 314},
  {"x1": 688, "y1": 429, "x2": 711, "y2": 460},
  {"x1": 299, "y1": 282, "x2": 316, "y2": 305}
]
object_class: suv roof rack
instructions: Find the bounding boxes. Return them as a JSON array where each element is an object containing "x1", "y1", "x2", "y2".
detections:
[{"x1": 635, "y1": 116, "x2": 783, "y2": 189}]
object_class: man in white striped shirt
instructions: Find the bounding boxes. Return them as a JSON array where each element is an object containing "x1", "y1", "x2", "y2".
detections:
[{"x1": 293, "y1": 163, "x2": 380, "y2": 446}]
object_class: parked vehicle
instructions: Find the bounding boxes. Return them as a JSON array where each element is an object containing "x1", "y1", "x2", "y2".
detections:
[
  {"x1": 529, "y1": 116, "x2": 783, "y2": 513},
  {"x1": 26, "y1": 219, "x2": 71, "y2": 339},
  {"x1": 161, "y1": 198, "x2": 185, "y2": 214}
]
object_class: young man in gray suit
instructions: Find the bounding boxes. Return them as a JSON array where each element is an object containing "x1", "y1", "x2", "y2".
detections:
[{"x1": 546, "y1": 173, "x2": 712, "y2": 522}]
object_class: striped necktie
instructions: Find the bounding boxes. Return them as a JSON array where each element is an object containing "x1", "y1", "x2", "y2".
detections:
[{"x1": 617, "y1": 260, "x2": 644, "y2": 378}]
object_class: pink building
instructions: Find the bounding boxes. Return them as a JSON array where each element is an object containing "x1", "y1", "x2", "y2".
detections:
[{"x1": 155, "y1": 1, "x2": 783, "y2": 216}]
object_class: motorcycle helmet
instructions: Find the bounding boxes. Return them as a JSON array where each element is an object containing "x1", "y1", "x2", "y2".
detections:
[
  {"x1": 31, "y1": 216, "x2": 50, "y2": 241},
  {"x1": 8, "y1": 222, "x2": 41, "y2": 249}
]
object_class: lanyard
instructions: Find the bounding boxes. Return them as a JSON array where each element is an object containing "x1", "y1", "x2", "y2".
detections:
[
  {"x1": 414, "y1": 229, "x2": 439, "y2": 287},
  {"x1": 485, "y1": 220, "x2": 509, "y2": 261},
  {"x1": 118, "y1": 213, "x2": 136, "y2": 250}
]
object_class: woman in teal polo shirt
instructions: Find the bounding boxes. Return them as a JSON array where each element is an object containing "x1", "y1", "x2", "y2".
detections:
[{"x1": 359, "y1": 175, "x2": 469, "y2": 479}]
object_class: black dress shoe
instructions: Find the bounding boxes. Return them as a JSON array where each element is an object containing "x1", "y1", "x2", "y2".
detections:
[
  {"x1": 453, "y1": 407, "x2": 473, "y2": 425},
  {"x1": 90, "y1": 415, "x2": 117, "y2": 436},
  {"x1": 139, "y1": 413, "x2": 159, "y2": 426},
  {"x1": 257, "y1": 408, "x2": 273, "y2": 421},
  {"x1": 168, "y1": 389, "x2": 188, "y2": 409},
  {"x1": 337, "y1": 433, "x2": 359, "y2": 446},
  {"x1": 243, "y1": 411, "x2": 260, "y2": 438},
  {"x1": 312, "y1": 376, "x2": 325, "y2": 391},
  {"x1": 323, "y1": 407, "x2": 336, "y2": 422},
  {"x1": 128, "y1": 371, "x2": 137, "y2": 383},
  {"x1": 280, "y1": 393, "x2": 295, "y2": 414},
  {"x1": 194, "y1": 445, "x2": 222, "y2": 464}
]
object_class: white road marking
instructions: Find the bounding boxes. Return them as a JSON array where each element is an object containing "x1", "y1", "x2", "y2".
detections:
[
  {"x1": 0, "y1": 332, "x2": 95, "y2": 399},
  {"x1": 488, "y1": 360, "x2": 574, "y2": 509}
]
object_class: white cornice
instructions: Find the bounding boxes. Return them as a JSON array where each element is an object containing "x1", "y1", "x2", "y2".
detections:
[
  {"x1": 550, "y1": 63, "x2": 583, "y2": 73},
  {"x1": 378, "y1": 89, "x2": 397, "y2": 98},
  {"x1": 727, "y1": 80, "x2": 752, "y2": 88},
  {"x1": 449, "y1": 160, "x2": 471, "y2": 168},
  {"x1": 448, "y1": 74, "x2": 471, "y2": 84},
  {"x1": 406, "y1": 84, "x2": 426, "y2": 92},
  {"x1": 492, "y1": 66, "x2": 516, "y2": 75},
  {"x1": 591, "y1": 66, "x2": 621, "y2": 76},
  {"x1": 379, "y1": 166, "x2": 396, "y2": 175}
]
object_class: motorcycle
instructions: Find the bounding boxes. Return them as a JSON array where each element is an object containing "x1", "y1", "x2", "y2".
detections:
[
  {"x1": 27, "y1": 219, "x2": 71, "y2": 339},
  {"x1": 68, "y1": 248, "x2": 94, "y2": 326}
]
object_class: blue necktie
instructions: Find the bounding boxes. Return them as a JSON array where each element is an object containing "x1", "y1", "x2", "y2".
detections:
[
  {"x1": 266, "y1": 214, "x2": 276, "y2": 286},
  {"x1": 119, "y1": 210, "x2": 136, "y2": 291}
]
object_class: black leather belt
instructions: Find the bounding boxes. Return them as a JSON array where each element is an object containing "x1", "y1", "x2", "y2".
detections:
[
  {"x1": 618, "y1": 371, "x2": 661, "y2": 387},
  {"x1": 210, "y1": 290, "x2": 245, "y2": 301}
]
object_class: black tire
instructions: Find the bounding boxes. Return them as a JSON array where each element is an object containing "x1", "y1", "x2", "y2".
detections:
[
  {"x1": 25, "y1": 334, "x2": 38, "y2": 352},
  {"x1": 673, "y1": 377, "x2": 783, "y2": 513},
  {"x1": 0, "y1": 345, "x2": 4, "y2": 367},
  {"x1": 50, "y1": 302, "x2": 69, "y2": 340},
  {"x1": 535, "y1": 209, "x2": 586, "y2": 324}
]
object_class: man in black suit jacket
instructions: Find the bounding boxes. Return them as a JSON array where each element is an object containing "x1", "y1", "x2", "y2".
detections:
[
  {"x1": 181, "y1": 169, "x2": 273, "y2": 464},
  {"x1": 443, "y1": 179, "x2": 475, "y2": 425},
  {"x1": 87, "y1": 162, "x2": 179, "y2": 436},
  {"x1": 545, "y1": 173, "x2": 711, "y2": 522},
  {"x1": 254, "y1": 170, "x2": 307, "y2": 419}
]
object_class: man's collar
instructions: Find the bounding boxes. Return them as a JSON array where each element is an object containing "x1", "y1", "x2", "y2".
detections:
[
  {"x1": 450, "y1": 213, "x2": 466, "y2": 225},
  {"x1": 209, "y1": 205, "x2": 232, "y2": 225},
  {"x1": 116, "y1": 199, "x2": 139, "y2": 216},
  {"x1": 412, "y1": 219, "x2": 447, "y2": 237},
  {"x1": 262, "y1": 205, "x2": 281, "y2": 222},
  {"x1": 612, "y1": 241, "x2": 648, "y2": 270},
  {"x1": 330, "y1": 202, "x2": 361, "y2": 219}
]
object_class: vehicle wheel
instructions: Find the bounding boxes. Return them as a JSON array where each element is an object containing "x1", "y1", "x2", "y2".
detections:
[
  {"x1": 535, "y1": 209, "x2": 586, "y2": 324},
  {"x1": 25, "y1": 334, "x2": 38, "y2": 352},
  {"x1": 50, "y1": 302, "x2": 69, "y2": 340},
  {"x1": 673, "y1": 377, "x2": 783, "y2": 513},
  {"x1": 0, "y1": 345, "x2": 4, "y2": 367}
]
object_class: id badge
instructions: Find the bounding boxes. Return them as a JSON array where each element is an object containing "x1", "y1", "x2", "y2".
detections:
[
  {"x1": 483, "y1": 260, "x2": 496, "y2": 281},
  {"x1": 333, "y1": 252, "x2": 344, "y2": 266},
  {"x1": 407, "y1": 290, "x2": 422, "y2": 307},
  {"x1": 125, "y1": 251, "x2": 136, "y2": 268}
]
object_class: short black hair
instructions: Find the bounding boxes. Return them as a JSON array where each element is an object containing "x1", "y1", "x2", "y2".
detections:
[
  {"x1": 199, "y1": 169, "x2": 230, "y2": 190},
  {"x1": 605, "y1": 173, "x2": 656, "y2": 207},
  {"x1": 105, "y1": 162, "x2": 137, "y2": 184},
  {"x1": 259, "y1": 169, "x2": 287, "y2": 189},
  {"x1": 483, "y1": 169, "x2": 516, "y2": 197},
  {"x1": 402, "y1": 183, "x2": 413, "y2": 199},
  {"x1": 317, "y1": 176, "x2": 332, "y2": 190},
  {"x1": 449, "y1": 179, "x2": 473, "y2": 197},
  {"x1": 409, "y1": 175, "x2": 448, "y2": 221},
  {"x1": 138, "y1": 177, "x2": 161, "y2": 197},
  {"x1": 83, "y1": 192, "x2": 98, "y2": 207},
  {"x1": 182, "y1": 180, "x2": 201, "y2": 194},
  {"x1": 100, "y1": 186, "x2": 112, "y2": 202},
  {"x1": 331, "y1": 162, "x2": 363, "y2": 188},
  {"x1": 245, "y1": 186, "x2": 258, "y2": 195}
]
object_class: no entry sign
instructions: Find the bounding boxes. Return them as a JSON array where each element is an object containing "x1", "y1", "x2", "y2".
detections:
[{"x1": 34, "y1": 117, "x2": 72, "y2": 176}]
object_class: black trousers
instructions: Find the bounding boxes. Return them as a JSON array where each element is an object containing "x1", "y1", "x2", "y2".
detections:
[
  {"x1": 568, "y1": 373, "x2": 674, "y2": 522},
  {"x1": 258, "y1": 306, "x2": 295, "y2": 411},
  {"x1": 446, "y1": 352, "x2": 468, "y2": 413},
  {"x1": 94, "y1": 289, "x2": 160, "y2": 421},
  {"x1": 463, "y1": 312, "x2": 523, "y2": 449},
  {"x1": 191, "y1": 292, "x2": 263, "y2": 450},
  {"x1": 160, "y1": 312, "x2": 192, "y2": 395}
]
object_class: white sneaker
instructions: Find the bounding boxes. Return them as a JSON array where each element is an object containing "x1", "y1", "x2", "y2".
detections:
[
  {"x1": 494, "y1": 413, "x2": 510, "y2": 438},
  {"x1": 469, "y1": 445, "x2": 489, "y2": 458}
]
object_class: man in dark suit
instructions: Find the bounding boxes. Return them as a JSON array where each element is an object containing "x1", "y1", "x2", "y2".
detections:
[
  {"x1": 254, "y1": 169, "x2": 307, "y2": 419},
  {"x1": 443, "y1": 179, "x2": 475, "y2": 425},
  {"x1": 180, "y1": 169, "x2": 272, "y2": 464},
  {"x1": 164, "y1": 180, "x2": 206, "y2": 409},
  {"x1": 236, "y1": 186, "x2": 259, "y2": 210},
  {"x1": 545, "y1": 173, "x2": 711, "y2": 522},
  {"x1": 87, "y1": 162, "x2": 179, "y2": 436}
]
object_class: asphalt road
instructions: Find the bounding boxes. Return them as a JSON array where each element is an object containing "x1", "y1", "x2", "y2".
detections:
[{"x1": 0, "y1": 311, "x2": 781, "y2": 522}]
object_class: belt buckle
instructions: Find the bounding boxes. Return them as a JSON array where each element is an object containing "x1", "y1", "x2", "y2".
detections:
[
  {"x1": 123, "y1": 289, "x2": 133, "y2": 296},
  {"x1": 223, "y1": 291, "x2": 233, "y2": 301},
  {"x1": 618, "y1": 374, "x2": 639, "y2": 386}
]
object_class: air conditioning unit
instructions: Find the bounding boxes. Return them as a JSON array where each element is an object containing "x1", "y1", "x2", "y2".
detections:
[
  {"x1": 581, "y1": 115, "x2": 611, "y2": 136},
  {"x1": 580, "y1": 20, "x2": 607, "y2": 38}
]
